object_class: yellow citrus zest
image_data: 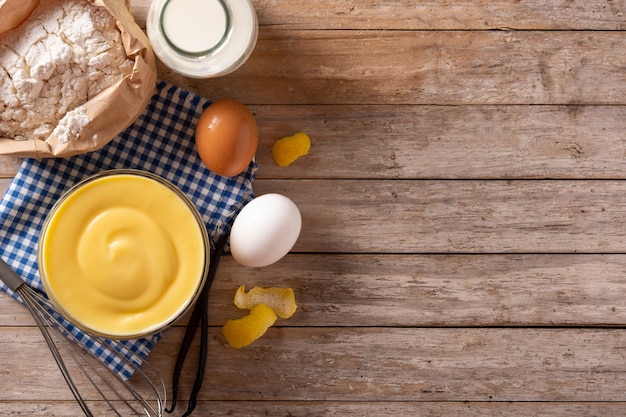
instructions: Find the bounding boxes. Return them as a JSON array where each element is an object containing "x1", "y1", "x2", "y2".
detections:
[
  {"x1": 233, "y1": 285, "x2": 298, "y2": 319},
  {"x1": 272, "y1": 132, "x2": 311, "y2": 167},
  {"x1": 222, "y1": 304, "x2": 277, "y2": 349}
]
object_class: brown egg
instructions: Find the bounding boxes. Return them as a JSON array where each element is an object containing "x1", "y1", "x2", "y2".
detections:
[{"x1": 195, "y1": 100, "x2": 258, "y2": 177}]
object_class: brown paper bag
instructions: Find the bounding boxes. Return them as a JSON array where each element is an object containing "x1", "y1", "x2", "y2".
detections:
[{"x1": 0, "y1": 0, "x2": 157, "y2": 158}]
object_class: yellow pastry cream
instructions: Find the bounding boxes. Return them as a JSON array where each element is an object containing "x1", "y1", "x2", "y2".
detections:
[{"x1": 39, "y1": 170, "x2": 209, "y2": 339}]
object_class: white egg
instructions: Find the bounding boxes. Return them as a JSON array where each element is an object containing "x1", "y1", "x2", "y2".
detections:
[{"x1": 229, "y1": 193, "x2": 302, "y2": 268}]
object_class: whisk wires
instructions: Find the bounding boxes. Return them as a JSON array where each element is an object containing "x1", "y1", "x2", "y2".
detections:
[{"x1": 0, "y1": 258, "x2": 166, "y2": 417}]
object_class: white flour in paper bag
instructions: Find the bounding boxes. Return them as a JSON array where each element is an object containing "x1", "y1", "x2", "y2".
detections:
[{"x1": 0, "y1": 0, "x2": 134, "y2": 142}]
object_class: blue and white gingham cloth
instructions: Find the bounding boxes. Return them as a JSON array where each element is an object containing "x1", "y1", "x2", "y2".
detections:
[{"x1": 0, "y1": 80, "x2": 257, "y2": 379}]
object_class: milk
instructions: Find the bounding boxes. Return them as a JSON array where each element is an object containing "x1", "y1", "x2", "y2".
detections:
[
  {"x1": 161, "y1": 0, "x2": 228, "y2": 54},
  {"x1": 147, "y1": 0, "x2": 258, "y2": 78}
]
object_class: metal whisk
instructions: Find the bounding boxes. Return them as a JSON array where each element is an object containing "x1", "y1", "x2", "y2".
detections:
[{"x1": 0, "y1": 257, "x2": 166, "y2": 417}]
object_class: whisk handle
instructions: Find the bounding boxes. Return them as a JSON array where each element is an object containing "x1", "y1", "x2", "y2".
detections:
[{"x1": 0, "y1": 257, "x2": 26, "y2": 292}]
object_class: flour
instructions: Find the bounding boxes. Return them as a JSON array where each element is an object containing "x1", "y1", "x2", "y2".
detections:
[
  {"x1": 0, "y1": 0, "x2": 134, "y2": 142},
  {"x1": 53, "y1": 106, "x2": 90, "y2": 144}
]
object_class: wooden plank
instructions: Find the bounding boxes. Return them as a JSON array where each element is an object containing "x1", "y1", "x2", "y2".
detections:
[
  {"x1": 1, "y1": 327, "x2": 625, "y2": 402},
  {"x1": 1, "y1": 400, "x2": 625, "y2": 417},
  {"x1": 213, "y1": 254, "x2": 626, "y2": 327},
  {"x1": 130, "y1": 0, "x2": 626, "y2": 31},
  {"x1": 253, "y1": 104, "x2": 626, "y2": 179},
  {"x1": 3, "y1": 254, "x2": 625, "y2": 327},
  {"x1": 254, "y1": 179, "x2": 626, "y2": 253},
  {"x1": 129, "y1": 327, "x2": 626, "y2": 402},
  {"x1": 0, "y1": 156, "x2": 22, "y2": 177},
  {"x1": 158, "y1": 30, "x2": 626, "y2": 105},
  {"x1": 0, "y1": 178, "x2": 9, "y2": 195},
  {"x1": 5, "y1": 179, "x2": 626, "y2": 256},
  {"x1": 6, "y1": 104, "x2": 626, "y2": 181}
]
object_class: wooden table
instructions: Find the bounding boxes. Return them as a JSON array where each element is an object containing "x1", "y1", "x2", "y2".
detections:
[{"x1": 2, "y1": 1, "x2": 626, "y2": 415}]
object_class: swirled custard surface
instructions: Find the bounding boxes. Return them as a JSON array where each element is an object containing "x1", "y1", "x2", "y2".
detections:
[{"x1": 40, "y1": 173, "x2": 206, "y2": 338}]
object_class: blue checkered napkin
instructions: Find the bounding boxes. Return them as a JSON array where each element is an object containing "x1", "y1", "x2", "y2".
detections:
[{"x1": 0, "y1": 80, "x2": 257, "y2": 379}]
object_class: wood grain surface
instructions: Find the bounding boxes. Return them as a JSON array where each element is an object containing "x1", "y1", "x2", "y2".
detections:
[{"x1": 1, "y1": 1, "x2": 626, "y2": 416}]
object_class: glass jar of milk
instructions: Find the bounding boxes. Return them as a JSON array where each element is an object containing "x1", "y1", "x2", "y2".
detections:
[{"x1": 147, "y1": 0, "x2": 258, "y2": 78}]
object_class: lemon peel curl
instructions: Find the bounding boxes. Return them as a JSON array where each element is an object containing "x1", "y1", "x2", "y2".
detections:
[
  {"x1": 234, "y1": 285, "x2": 298, "y2": 319},
  {"x1": 222, "y1": 304, "x2": 277, "y2": 349},
  {"x1": 223, "y1": 285, "x2": 298, "y2": 348},
  {"x1": 272, "y1": 132, "x2": 311, "y2": 167}
]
